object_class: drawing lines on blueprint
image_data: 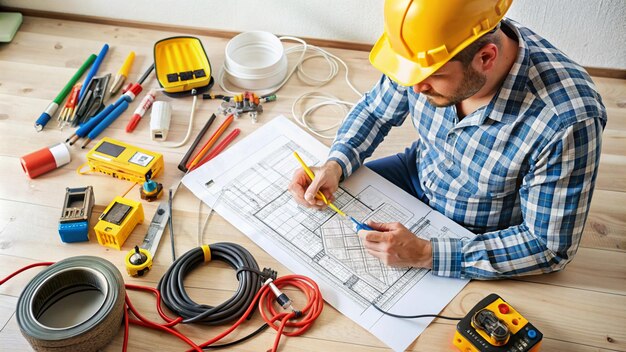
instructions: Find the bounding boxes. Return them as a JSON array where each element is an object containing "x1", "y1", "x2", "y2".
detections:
[{"x1": 211, "y1": 141, "x2": 463, "y2": 310}]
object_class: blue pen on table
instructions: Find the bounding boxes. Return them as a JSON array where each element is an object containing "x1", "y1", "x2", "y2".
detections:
[
  {"x1": 65, "y1": 63, "x2": 156, "y2": 145},
  {"x1": 80, "y1": 83, "x2": 143, "y2": 149},
  {"x1": 78, "y1": 43, "x2": 109, "y2": 101},
  {"x1": 66, "y1": 102, "x2": 115, "y2": 145}
]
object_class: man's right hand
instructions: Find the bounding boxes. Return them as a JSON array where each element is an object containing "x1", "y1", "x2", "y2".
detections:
[{"x1": 288, "y1": 160, "x2": 343, "y2": 210}]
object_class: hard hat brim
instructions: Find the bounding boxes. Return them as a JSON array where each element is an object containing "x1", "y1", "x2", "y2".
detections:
[{"x1": 369, "y1": 33, "x2": 447, "y2": 86}]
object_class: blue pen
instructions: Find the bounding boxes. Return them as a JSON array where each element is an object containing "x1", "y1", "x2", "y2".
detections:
[
  {"x1": 78, "y1": 44, "x2": 109, "y2": 101},
  {"x1": 76, "y1": 83, "x2": 143, "y2": 149},
  {"x1": 351, "y1": 217, "x2": 374, "y2": 232},
  {"x1": 81, "y1": 100, "x2": 129, "y2": 148},
  {"x1": 66, "y1": 103, "x2": 115, "y2": 145}
]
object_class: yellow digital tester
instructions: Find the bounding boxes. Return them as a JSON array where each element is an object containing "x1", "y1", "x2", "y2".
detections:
[
  {"x1": 94, "y1": 196, "x2": 144, "y2": 250},
  {"x1": 454, "y1": 294, "x2": 542, "y2": 352},
  {"x1": 85, "y1": 137, "x2": 164, "y2": 183}
]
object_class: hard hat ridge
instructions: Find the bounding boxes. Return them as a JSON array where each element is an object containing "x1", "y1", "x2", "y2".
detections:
[{"x1": 370, "y1": 0, "x2": 513, "y2": 86}]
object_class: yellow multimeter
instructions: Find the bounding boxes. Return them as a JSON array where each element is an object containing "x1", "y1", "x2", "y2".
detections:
[
  {"x1": 85, "y1": 137, "x2": 164, "y2": 183},
  {"x1": 454, "y1": 294, "x2": 542, "y2": 352},
  {"x1": 94, "y1": 196, "x2": 144, "y2": 250}
]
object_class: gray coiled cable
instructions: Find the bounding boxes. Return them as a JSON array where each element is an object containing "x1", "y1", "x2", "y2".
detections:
[{"x1": 158, "y1": 242, "x2": 276, "y2": 324}]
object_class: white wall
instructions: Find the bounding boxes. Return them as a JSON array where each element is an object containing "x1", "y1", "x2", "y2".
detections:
[{"x1": 2, "y1": 0, "x2": 624, "y2": 69}]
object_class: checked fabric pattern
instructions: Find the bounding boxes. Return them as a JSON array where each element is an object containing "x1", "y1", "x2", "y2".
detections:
[{"x1": 328, "y1": 18, "x2": 607, "y2": 279}]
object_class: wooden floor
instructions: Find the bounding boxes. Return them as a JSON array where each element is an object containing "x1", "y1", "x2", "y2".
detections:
[{"x1": 1, "y1": 16, "x2": 625, "y2": 351}]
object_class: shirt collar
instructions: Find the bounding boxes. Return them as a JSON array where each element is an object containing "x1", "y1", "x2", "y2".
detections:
[{"x1": 478, "y1": 18, "x2": 531, "y2": 124}]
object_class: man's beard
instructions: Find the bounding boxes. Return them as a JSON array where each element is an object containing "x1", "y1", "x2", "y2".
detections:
[{"x1": 422, "y1": 65, "x2": 487, "y2": 108}]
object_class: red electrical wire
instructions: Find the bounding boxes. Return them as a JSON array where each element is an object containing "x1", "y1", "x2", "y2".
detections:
[
  {"x1": 2, "y1": 263, "x2": 324, "y2": 352},
  {"x1": 123, "y1": 284, "x2": 197, "y2": 352},
  {"x1": 0, "y1": 262, "x2": 54, "y2": 285},
  {"x1": 259, "y1": 275, "x2": 324, "y2": 352},
  {"x1": 192, "y1": 274, "x2": 324, "y2": 352},
  {"x1": 123, "y1": 303, "x2": 130, "y2": 351}
]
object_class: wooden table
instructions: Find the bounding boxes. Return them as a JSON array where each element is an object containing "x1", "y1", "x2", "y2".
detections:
[{"x1": 1, "y1": 16, "x2": 625, "y2": 351}]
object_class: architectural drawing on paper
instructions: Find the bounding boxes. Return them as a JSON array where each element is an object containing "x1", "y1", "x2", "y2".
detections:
[{"x1": 207, "y1": 140, "x2": 464, "y2": 309}]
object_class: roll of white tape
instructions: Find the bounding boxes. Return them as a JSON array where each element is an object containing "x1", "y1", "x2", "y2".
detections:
[{"x1": 223, "y1": 31, "x2": 288, "y2": 91}]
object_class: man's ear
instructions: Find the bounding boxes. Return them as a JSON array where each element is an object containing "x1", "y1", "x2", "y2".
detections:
[{"x1": 474, "y1": 43, "x2": 498, "y2": 72}]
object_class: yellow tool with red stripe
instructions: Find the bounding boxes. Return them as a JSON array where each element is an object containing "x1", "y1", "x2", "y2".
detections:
[{"x1": 454, "y1": 294, "x2": 542, "y2": 351}]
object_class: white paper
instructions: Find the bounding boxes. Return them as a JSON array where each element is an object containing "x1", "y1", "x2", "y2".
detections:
[{"x1": 183, "y1": 115, "x2": 470, "y2": 351}]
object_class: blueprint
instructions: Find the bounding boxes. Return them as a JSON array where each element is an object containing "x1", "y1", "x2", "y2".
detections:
[{"x1": 182, "y1": 116, "x2": 470, "y2": 351}]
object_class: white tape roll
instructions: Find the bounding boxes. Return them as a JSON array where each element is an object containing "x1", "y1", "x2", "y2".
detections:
[{"x1": 223, "y1": 31, "x2": 288, "y2": 91}]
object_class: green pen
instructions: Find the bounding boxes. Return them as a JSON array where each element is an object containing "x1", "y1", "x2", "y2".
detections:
[{"x1": 34, "y1": 53, "x2": 96, "y2": 131}]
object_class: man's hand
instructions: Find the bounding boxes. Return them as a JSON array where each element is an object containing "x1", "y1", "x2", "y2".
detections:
[
  {"x1": 288, "y1": 160, "x2": 343, "y2": 210},
  {"x1": 358, "y1": 221, "x2": 433, "y2": 268}
]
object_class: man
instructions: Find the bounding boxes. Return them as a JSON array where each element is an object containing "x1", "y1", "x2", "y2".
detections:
[{"x1": 289, "y1": 0, "x2": 606, "y2": 279}]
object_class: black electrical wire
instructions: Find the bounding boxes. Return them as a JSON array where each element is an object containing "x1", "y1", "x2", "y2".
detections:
[
  {"x1": 202, "y1": 324, "x2": 270, "y2": 350},
  {"x1": 157, "y1": 243, "x2": 276, "y2": 325},
  {"x1": 372, "y1": 303, "x2": 462, "y2": 321}
]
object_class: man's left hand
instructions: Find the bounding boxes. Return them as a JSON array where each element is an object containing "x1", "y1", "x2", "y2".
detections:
[{"x1": 358, "y1": 221, "x2": 433, "y2": 269}]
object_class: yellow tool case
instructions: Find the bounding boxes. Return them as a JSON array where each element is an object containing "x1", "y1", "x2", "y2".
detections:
[{"x1": 154, "y1": 36, "x2": 214, "y2": 97}]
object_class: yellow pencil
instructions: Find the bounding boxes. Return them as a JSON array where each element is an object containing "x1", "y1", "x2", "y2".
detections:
[{"x1": 292, "y1": 151, "x2": 346, "y2": 216}]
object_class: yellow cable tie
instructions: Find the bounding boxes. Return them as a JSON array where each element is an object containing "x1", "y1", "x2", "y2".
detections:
[
  {"x1": 201, "y1": 244, "x2": 211, "y2": 262},
  {"x1": 76, "y1": 162, "x2": 91, "y2": 175}
]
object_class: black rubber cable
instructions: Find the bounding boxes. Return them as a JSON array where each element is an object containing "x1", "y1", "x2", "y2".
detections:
[
  {"x1": 137, "y1": 63, "x2": 155, "y2": 85},
  {"x1": 372, "y1": 304, "x2": 462, "y2": 321},
  {"x1": 158, "y1": 243, "x2": 276, "y2": 325},
  {"x1": 202, "y1": 324, "x2": 270, "y2": 349}
]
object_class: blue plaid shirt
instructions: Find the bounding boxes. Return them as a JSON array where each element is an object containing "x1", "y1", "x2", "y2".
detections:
[{"x1": 328, "y1": 19, "x2": 606, "y2": 279}]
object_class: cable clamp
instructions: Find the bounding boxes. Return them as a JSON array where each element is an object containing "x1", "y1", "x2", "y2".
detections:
[
  {"x1": 200, "y1": 244, "x2": 211, "y2": 262},
  {"x1": 261, "y1": 267, "x2": 277, "y2": 281},
  {"x1": 266, "y1": 279, "x2": 292, "y2": 309}
]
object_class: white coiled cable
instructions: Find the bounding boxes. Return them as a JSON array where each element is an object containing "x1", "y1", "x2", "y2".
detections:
[{"x1": 217, "y1": 36, "x2": 364, "y2": 139}]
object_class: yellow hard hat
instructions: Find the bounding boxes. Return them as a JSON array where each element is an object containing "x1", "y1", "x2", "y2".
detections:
[{"x1": 370, "y1": 0, "x2": 513, "y2": 86}]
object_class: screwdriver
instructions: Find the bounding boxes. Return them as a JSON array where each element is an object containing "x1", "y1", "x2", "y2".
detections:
[{"x1": 292, "y1": 151, "x2": 373, "y2": 231}]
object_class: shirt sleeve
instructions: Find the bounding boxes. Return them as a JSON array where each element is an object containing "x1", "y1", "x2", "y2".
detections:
[
  {"x1": 431, "y1": 117, "x2": 604, "y2": 279},
  {"x1": 328, "y1": 75, "x2": 411, "y2": 179}
]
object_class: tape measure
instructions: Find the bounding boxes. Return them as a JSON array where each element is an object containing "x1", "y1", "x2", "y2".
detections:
[
  {"x1": 94, "y1": 196, "x2": 144, "y2": 250},
  {"x1": 125, "y1": 201, "x2": 170, "y2": 276},
  {"x1": 454, "y1": 293, "x2": 543, "y2": 352},
  {"x1": 85, "y1": 137, "x2": 164, "y2": 183},
  {"x1": 16, "y1": 256, "x2": 125, "y2": 352}
]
